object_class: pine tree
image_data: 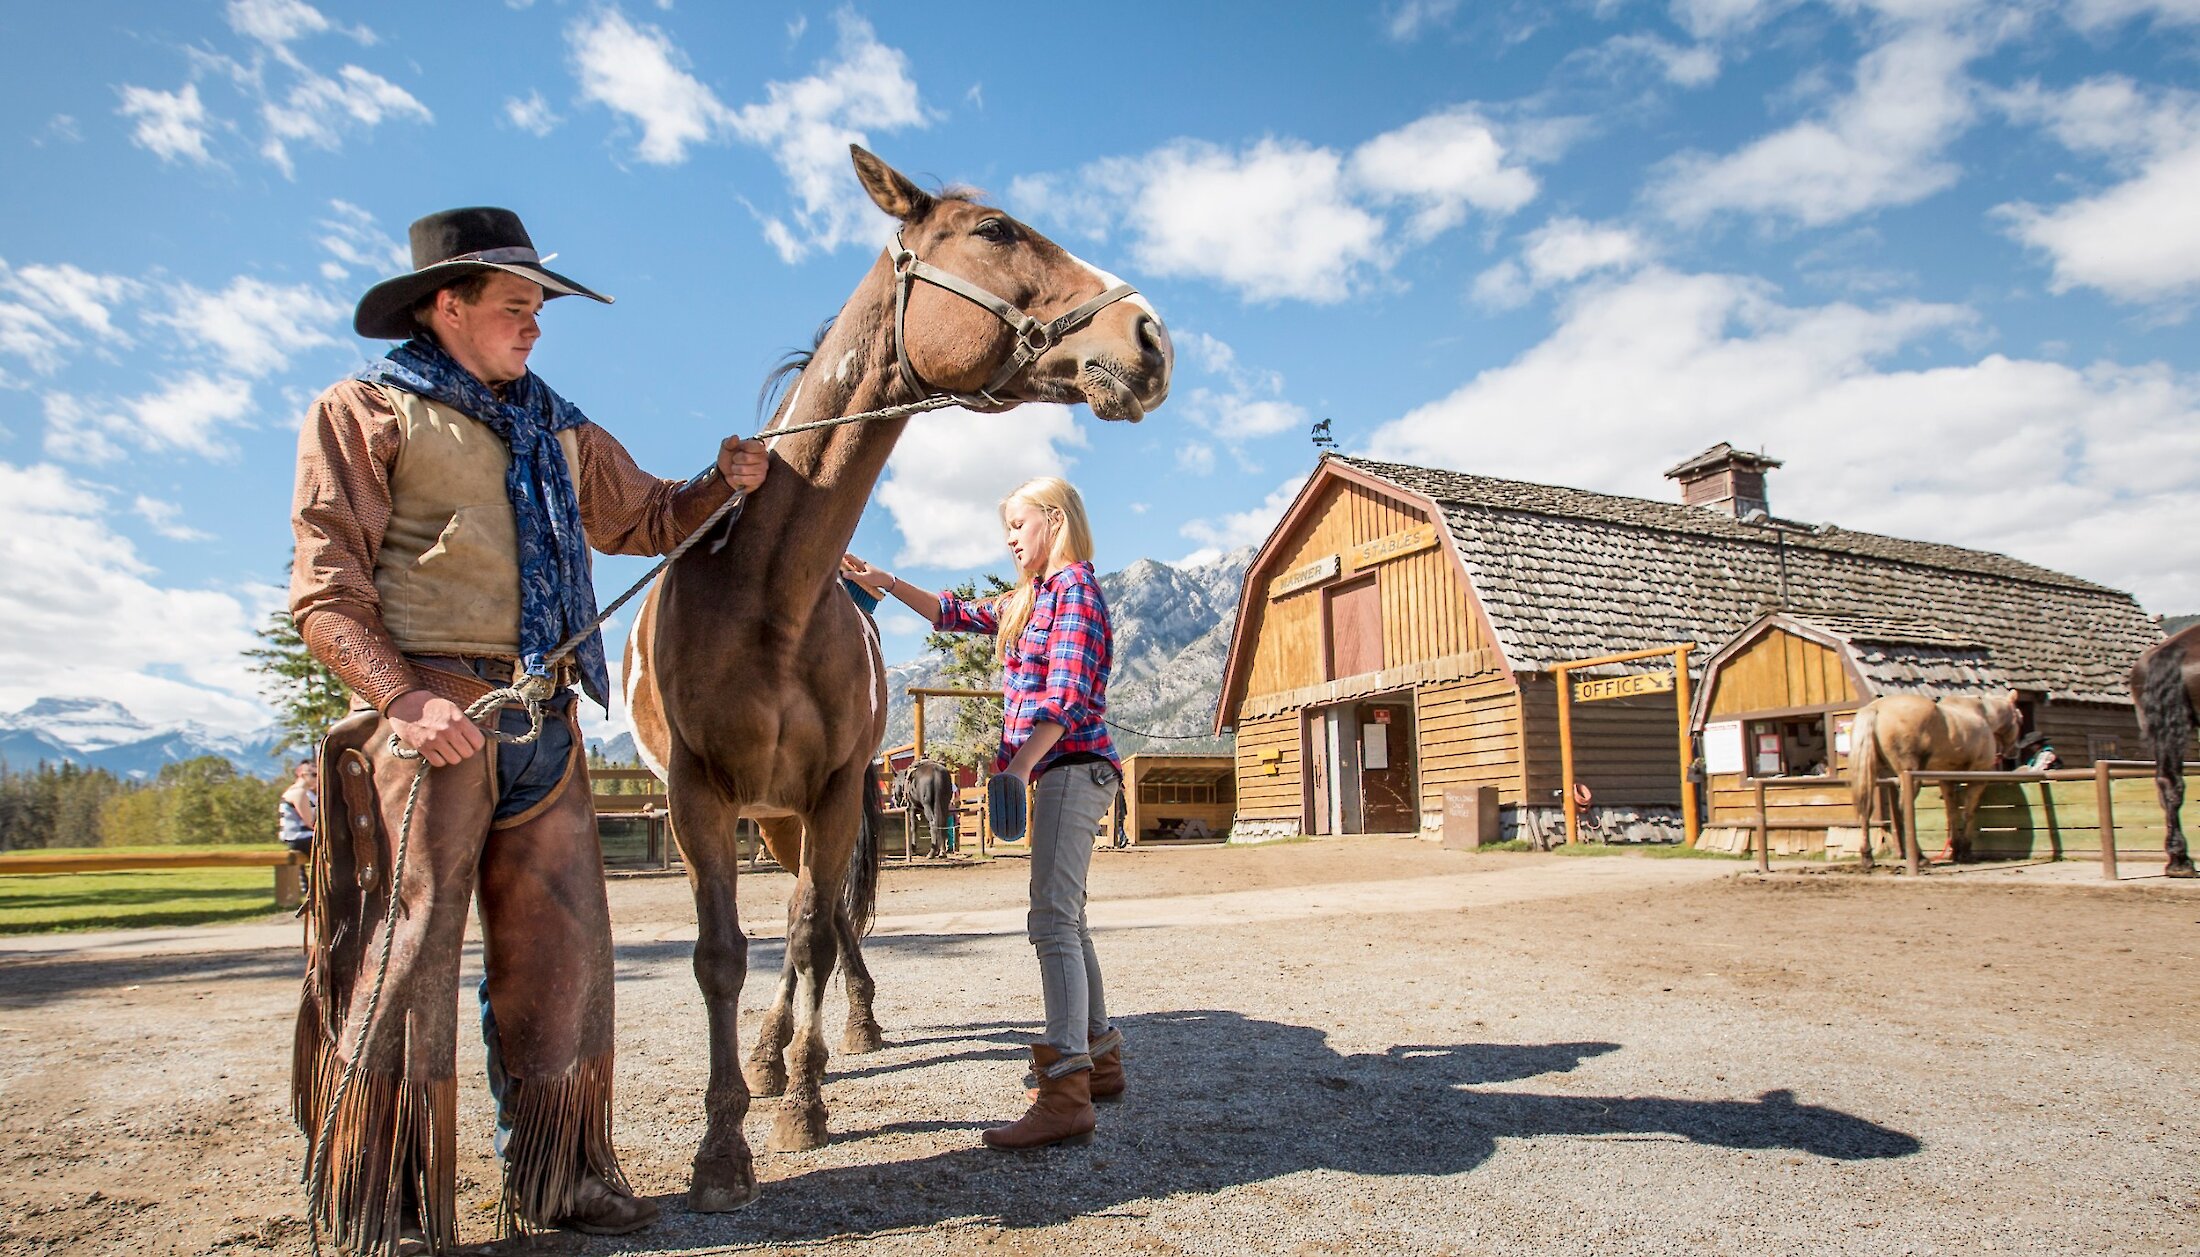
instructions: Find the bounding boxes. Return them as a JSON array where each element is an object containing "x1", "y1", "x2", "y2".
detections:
[
  {"x1": 246, "y1": 610, "x2": 350, "y2": 756},
  {"x1": 924, "y1": 575, "x2": 1012, "y2": 772}
]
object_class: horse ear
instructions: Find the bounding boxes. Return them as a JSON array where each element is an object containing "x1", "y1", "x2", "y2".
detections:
[{"x1": 850, "y1": 145, "x2": 934, "y2": 221}]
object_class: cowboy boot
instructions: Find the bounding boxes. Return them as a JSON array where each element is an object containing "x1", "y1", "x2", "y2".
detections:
[
  {"x1": 547, "y1": 1173, "x2": 660, "y2": 1236},
  {"x1": 1027, "y1": 1028, "x2": 1124, "y2": 1104},
  {"x1": 985, "y1": 1046, "x2": 1095, "y2": 1150}
]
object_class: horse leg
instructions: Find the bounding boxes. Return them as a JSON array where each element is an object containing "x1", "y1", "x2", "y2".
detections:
[
  {"x1": 836, "y1": 904, "x2": 886, "y2": 1054},
  {"x1": 668, "y1": 765, "x2": 760, "y2": 1213},
  {"x1": 2162, "y1": 765, "x2": 2194, "y2": 878},
  {"x1": 743, "y1": 818, "x2": 803, "y2": 1099},
  {"x1": 769, "y1": 770, "x2": 861, "y2": 1153}
]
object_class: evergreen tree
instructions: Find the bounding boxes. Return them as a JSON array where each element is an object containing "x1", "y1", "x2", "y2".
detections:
[
  {"x1": 923, "y1": 575, "x2": 1012, "y2": 773},
  {"x1": 246, "y1": 610, "x2": 350, "y2": 755}
]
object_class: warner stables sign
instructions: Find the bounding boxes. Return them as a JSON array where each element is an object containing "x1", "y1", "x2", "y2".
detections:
[{"x1": 1267, "y1": 523, "x2": 1439, "y2": 599}]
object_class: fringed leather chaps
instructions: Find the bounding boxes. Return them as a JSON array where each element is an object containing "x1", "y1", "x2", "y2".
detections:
[{"x1": 294, "y1": 691, "x2": 622, "y2": 1253}]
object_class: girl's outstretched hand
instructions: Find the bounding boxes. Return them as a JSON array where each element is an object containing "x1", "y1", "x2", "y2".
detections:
[{"x1": 841, "y1": 552, "x2": 892, "y2": 597}]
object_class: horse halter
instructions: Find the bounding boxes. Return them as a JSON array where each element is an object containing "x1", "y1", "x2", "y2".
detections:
[{"x1": 888, "y1": 229, "x2": 1140, "y2": 408}]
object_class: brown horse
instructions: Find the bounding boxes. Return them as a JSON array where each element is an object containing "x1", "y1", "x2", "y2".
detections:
[
  {"x1": 623, "y1": 146, "x2": 1170, "y2": 1211},
  {"x1": 1848, "y1": 691, "x2": 2023, "y2": 866},
  {"x1": 2130, "y1": 622, "x2": 2199, "y2": 877}
]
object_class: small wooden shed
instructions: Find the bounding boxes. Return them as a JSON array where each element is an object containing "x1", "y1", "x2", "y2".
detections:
[{"x1": 1120, "y1": 754, "x2": 1234, "y2": 844}]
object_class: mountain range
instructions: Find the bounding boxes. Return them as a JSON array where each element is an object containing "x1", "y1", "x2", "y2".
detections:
[
  {"x1": 0, "y1": 697, "x2": 290, "y2": 781},
  {"x1": 590, "y1": 546, "x2": 1255, "y2": 769}
]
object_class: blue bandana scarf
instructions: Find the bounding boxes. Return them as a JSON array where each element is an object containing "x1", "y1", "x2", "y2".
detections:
[{"x1": 355, "y1": 337, "x2": 610, "y2": 708}]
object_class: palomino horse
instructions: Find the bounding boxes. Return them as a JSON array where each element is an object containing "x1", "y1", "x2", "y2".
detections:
[
  {"x1": 624, "y1": 146, "x2": 1170, "y2": 1211},
  {"x1": 2130, "y1": 622, "x2": 2199, "y2": 877},
  {"x1": 1848, "y1": 691, "x2": 2023, "y2": 867}
]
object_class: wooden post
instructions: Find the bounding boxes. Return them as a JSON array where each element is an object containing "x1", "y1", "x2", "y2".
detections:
[
  {"x1": 1556, "y1": 667, "x2": 1579, "y2": 846},
  {"x1": 1753, "y1": 777, "x2": 1769, "y2": 873},
  {"x1": 1899, "y1": 769, "x2": 1920, "y2": 876},
  {"x1": 913, "y1": 696, "x2": 927, "y2": 762},
  {"x1": 1674, "y1": 644, "x2": 1699, "y2": 848},
  {"x1": 2095, "y1": 761, "x2": 2118, "y2": 881}
]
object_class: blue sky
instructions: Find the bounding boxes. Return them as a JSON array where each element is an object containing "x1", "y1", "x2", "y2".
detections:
[{"x1": 3, "y1": 0, "x2": 2197, "y2": 738}]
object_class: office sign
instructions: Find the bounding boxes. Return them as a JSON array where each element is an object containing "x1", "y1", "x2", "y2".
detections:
[{"x1": 1571, "y1": 670, "x2": 1677, "y2": 703}]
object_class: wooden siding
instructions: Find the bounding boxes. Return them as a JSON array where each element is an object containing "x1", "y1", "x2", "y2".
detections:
[
  {"x1": 1415, "y1": 673, "x2": 1527, "y2": 809},
  {"x1": 1242, "y1": 479, "x2": 1487, "y2": 702},
  {"x1": 1520, "y1": 674, "x2": 1685, "y2": 806},
  {"x1": 1706, "y1": 628, "x2": 1858, "y2": 717},
  {"x1": 2035, "y1": 701, "x2": 2144, "y2": 768},
  {"x1": 1233, "y1": 713, "x2": 1303, "y2": 821}
]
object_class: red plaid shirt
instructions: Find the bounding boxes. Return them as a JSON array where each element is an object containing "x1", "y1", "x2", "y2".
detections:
[{"x1": 934, "y1": 561, "x2": 1117, "y2": 776}]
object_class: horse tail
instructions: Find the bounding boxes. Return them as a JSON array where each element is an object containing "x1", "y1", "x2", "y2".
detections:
[
  {"x1": 842, "y1": 767, "x2": 884, "y2": 937},
  {"x1": 2133, "y1": 638, "x2": 2195, "y2": 782},
  {"x1": 1849, "y1": 704, "x2": 1881, "y2": 829}
]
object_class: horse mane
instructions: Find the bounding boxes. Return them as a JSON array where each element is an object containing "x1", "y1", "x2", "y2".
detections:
[{"x1": 756, "y1": 316, "x2": 836, "y2": 424}]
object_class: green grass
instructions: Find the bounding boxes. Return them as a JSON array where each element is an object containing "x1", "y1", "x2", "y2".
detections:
[
  {"x1": 1470, "y1": 839, "x2": 1744, "y2": 859},
  {"x1": 0, "y1": 865, "x2": 284, "y2": 934},
  {"x1": 0, "y1": 842, "x2": 280, "y2": 860}
]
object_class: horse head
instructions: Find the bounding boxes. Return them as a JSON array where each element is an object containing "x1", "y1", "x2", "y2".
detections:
[
  {"x1": 850, "y1": 145, "x2": 1172, "y2": 422},
  {"x1": 1991, "y1": 688, "x2": 2025, "y2": 757}
]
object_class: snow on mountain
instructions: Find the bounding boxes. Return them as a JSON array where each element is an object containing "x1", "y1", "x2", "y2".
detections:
[
  {"x1": 876, "y1": 546, "x2": 1254, "y2": 759},
  {"x1": 0, "y1": 697, "x2": 288, "y2": 779}
]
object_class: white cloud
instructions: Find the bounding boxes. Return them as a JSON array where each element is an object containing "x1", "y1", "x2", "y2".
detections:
[
  {"x1": 0, "y1": 261, "x2": 141, "y2": 374},
  {"x1": 259, "y1": 64, "x2": 431, "y2": 177},
  {"x1": 1651, "y1": 23, "x2": 1978, "y2": 226},
  {"x1": 45, "y1": 373, "x2": 258, "y2": 462},
  {"x1": 1669, "y1": 0, "x2": 1798, "y2": 39},
  {"x1": 1363, "y1": 265, "x2": 2200, "y2": 609},
  {"x1": 0, "y1": 462, "x2": 270, "y2": 734},
  {"x1": 1177, "y1": 442, "x2": 1216, "y2": 475},
  {"x1": 118, "y1": 83, "x2": 215, "y2": 165},
  {"x1": 1349, "y1": 107, "x2": 1539, "y2": 240},
  {"x1": 1996, "y1": 78, "x2": 2200, "y2": 306},
  {"x1": 726, "y1": 12, "x2": 930, "y2": 262},
  {"x1": 1014, "y1": 106, "x2": 1539, "y2": 303},
  {"x1": 504, "y1": 89, "x2": 561, "y2": 137},
  {"x1": 568, "y1": 8, "x2": 735, "y2": 165},
  {"x1": 1384, "y1": 0, "x2": 1461, "y2": 41},
  {"x1": 1179, "y1": 475, "x2": 1308, "y2": 567},
  {"x1": 132, "y1": 495, "x2": 212, "y2": 541},
  {"x1": 1176, "y1": 330, "x2": 1310, "y2": 445},
  {"x1": 226, "y1": 0, "x2": 334, "y2": 47},
  {"x1": 1474, "y1": 218, "x2": 1647, "y2": 309},
  {"x1": 875, "y1": 403, "x2": 1087, "y2": 568},
  {"x1": 2063, "y1": 0, "x2": 2200, "y2": 31},
  {"x1": 153, "y1": 277, "x2": 343, "y2": 377},
  {"x1": 1590, "y1": 33, "x2": 1722, "y2": 88},
  {"x1": 315, "y1": 200, "x2": 409, "y2": 280}
]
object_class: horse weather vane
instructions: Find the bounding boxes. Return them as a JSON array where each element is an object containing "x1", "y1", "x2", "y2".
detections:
[{"x1": 1310, "y1": 418, "x2": 1336, "y2": 450}]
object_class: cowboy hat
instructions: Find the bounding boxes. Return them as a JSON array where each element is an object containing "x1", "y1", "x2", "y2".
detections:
[{"x1": 352, "y1": 206, "x2": 612, "y2": 340}]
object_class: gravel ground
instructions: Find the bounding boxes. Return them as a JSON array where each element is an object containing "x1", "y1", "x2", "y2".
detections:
[{"x1": 0, "y1": 839, "x2": 2194, "y2": 1256}]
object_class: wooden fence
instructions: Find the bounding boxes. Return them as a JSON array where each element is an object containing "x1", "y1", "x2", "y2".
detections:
[{"x1": 1743, "y1": 760, "x2": 2193, "y2": 878}]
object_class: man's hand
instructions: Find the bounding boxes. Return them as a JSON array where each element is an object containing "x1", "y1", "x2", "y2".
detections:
[
  {"x1": 718, "y1": 437, "x2": 769, "y2": 493},
  {"x1": 387, "y1": 690, "x2": 486, "y2": 767}
]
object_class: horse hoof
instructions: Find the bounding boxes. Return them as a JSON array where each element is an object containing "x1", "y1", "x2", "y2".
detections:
[
  {"x1": 687, "y1": 1158, "x2": 759, "y2": 1213},
  {"x1": 767, "y1": 1104, "x2": 829, "y2": 1153},
  {"x1": 842, "y1": 1022, "x2": 887, "y2": 1055},
  {"x1": 744, "y1": 1063, "x2": 788, "y2": 1098},
  {"x1": 2167, "y1": 860, "x2": 2198, "y2": 879}
]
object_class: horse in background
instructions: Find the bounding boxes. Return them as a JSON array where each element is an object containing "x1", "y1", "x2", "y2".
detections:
[
  {"x1": 2130, "y1": 622, "x2": 2200, "y2": 878},
  {"x1": 1848, "y1": 691, "x2": 2023, "y2": 867},
  {"x1": 892, "y1": 759, "x2": 960, "y2": 856}
]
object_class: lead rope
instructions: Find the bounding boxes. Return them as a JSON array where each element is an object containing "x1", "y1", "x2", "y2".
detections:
[{"x1": 304, "y1": 388, "x2": 963, "y2": 1257}]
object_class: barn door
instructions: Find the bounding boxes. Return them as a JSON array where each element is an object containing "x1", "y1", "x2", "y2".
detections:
[
  {"x1": 1325, "y1": 575, "x2": 1382, "y2": 679},
  {"x1": 1305, "y1": 709, "x2": 1330, "y2": 835},
  {"x1": 1359, "y1": 699, "x2": 1418, "y2": 832}
]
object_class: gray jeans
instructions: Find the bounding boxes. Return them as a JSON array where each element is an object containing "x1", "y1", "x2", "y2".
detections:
[{"x1": 1028, "y1": 759, "x2": 1117, "y2": 1063}]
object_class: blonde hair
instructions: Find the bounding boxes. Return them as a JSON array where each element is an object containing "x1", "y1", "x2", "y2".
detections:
[{"x1": 993, "y1": 477, "x2": 1094, "y2": 663}]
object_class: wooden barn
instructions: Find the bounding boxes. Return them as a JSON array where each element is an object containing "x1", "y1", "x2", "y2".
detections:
[{"x1": 1213, "y1": 448, "x2": 2163, "y2": 845}]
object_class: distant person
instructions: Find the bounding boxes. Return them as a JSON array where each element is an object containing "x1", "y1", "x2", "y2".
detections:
[
  {"x1": 2017, "y1": 733, "x2": 2062, "y2": 772},
  {"x1": 277, "y1": 760, "x2": 317, "y2": 854},
  {"x1": 843, "y1": 475, "x2": 1123, "y2": 1150}
]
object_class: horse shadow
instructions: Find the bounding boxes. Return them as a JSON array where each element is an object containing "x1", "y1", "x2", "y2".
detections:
[{"x1": 594, "y1": 1008, "x2": 1920, "y2": 1250}]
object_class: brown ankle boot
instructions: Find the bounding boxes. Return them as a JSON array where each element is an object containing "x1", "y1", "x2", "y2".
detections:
[
  {"x1": 985, "y1": 1046, "x2": 1096, "y2": 1150},
  {"x1": 1088, "y1": 1027, "x2": 1124, "y2": 1102}
]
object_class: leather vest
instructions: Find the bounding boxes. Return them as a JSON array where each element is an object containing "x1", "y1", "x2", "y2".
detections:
[{"x1": 371, "y1": 385, "x2": 584, "y2": 657}]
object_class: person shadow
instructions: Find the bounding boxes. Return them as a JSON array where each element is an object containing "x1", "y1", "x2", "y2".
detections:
[{"x1": 594, "y1": 1008, "x2": 1920, "y2": 1249}]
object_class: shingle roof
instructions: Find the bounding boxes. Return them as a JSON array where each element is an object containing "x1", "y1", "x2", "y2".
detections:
[{"x1": 1336, "y1": 455, "x2": 2160, "y2": 704}]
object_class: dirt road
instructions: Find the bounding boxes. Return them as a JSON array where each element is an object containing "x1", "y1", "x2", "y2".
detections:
[{"x1": 1, "y1": 841, "x2": 2192, "y2": 1255}]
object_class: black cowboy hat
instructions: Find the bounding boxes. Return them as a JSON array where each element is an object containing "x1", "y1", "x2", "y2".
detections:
[{"x1": 352, "y1": 207, "x2": 612, "y2": 340}]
